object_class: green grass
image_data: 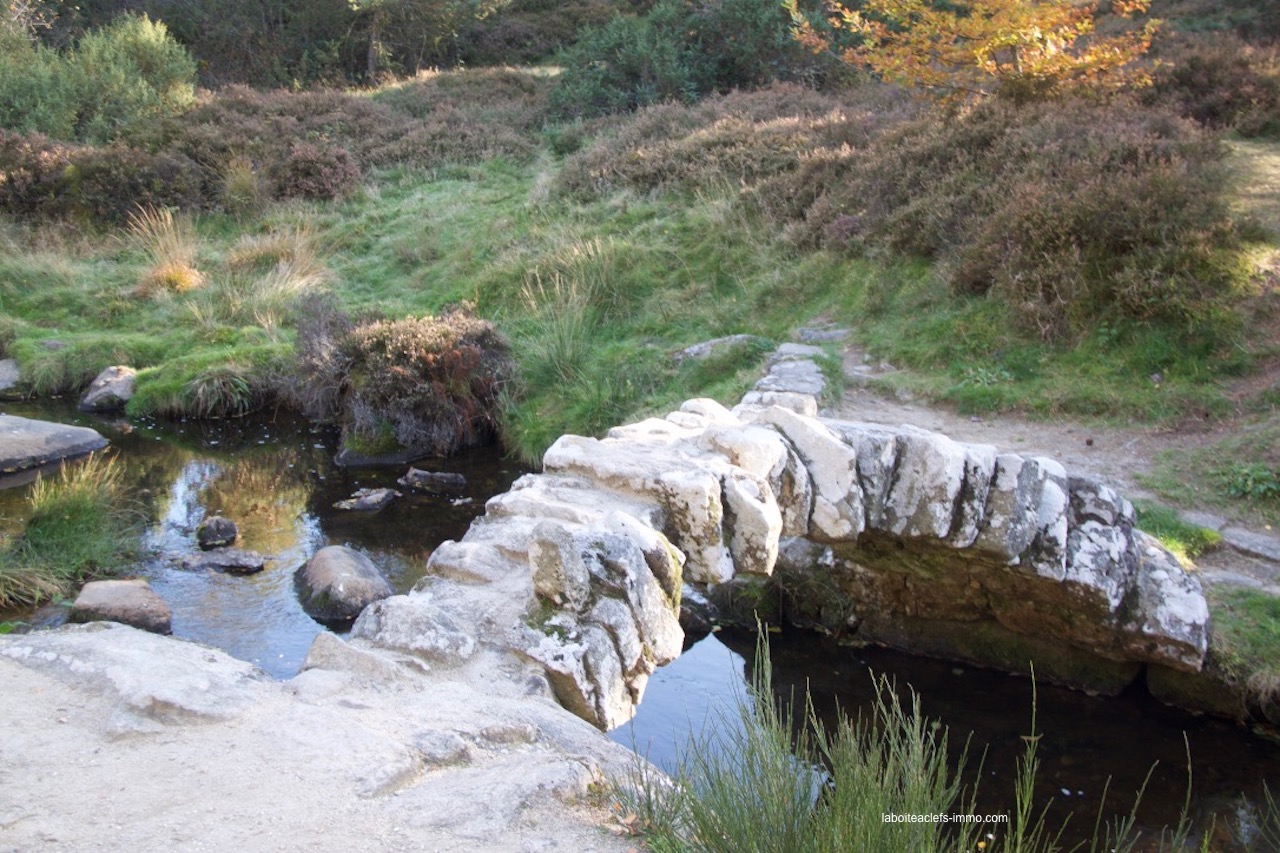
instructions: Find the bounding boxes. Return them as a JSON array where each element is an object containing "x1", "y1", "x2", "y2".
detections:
[
  {"x1": 0, "y1": 71, "x2": 1271, "y2": 465},
  {"x1": 0, "y1": 454, "x2": 140, "y2": 608},
  {"x1": 1208, "y1": 587, "x2": 1280, "y2": 712},
  {"x1": 615, "y1": 636, "x2": 1203, "y2": 852},
  {"x1": 1132, "y1": 500, "x2": 1224, "y2": 566},
  {"x1": 1142, "y1": 413, "x2": 1280, "y2": 527}
]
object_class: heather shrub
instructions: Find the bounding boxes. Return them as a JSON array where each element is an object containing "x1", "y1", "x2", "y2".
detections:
[
  {"x1": 145, "y1": 79, "x2": 543, "y2": 201},
  {"x1": 370, "y1": 67, "x2": 551, "y2": 132},
  {"x1": 1147, "y1": 35, "x2": 1280, "y2": 136},
  {"x1": 270, "y1": 142, "x2": 361, "y2": 201},
  {"x1": 759, "y1": 97, "x2": 1247, "y2": 339},
  {"x1": 0, "y1": 130, "x2": 201, "y2": 222},
  {"x1": 339, "y1": 307, "x2": 512, "y2": 457},
  {"x1": 62, "y1": 144, "x2": 202, "y2": 221},
  {"x1": 554, "y1": 83, "x2": 913, "y2": 198}
]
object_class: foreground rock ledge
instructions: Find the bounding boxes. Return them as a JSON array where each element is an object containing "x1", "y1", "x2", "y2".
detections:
[
  {"x1": 0, "y1": 413, "x2": 108, "y2": 473},
  {"x1": 0, "y1": 624, "x2": 636, "y2": 850}
]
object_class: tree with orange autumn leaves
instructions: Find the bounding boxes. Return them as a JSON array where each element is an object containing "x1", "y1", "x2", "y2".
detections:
[{"x1": 786, "y1": 0, "x2": 1160, "y2": 101}]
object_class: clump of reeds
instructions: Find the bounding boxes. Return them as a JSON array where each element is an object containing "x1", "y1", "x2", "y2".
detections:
[
  {"x1": 128, "y1": 205, "x2": 204, "y2": 295},
  {"x1": 0, "y1": 454, "x2": 137, "y2": 608}
]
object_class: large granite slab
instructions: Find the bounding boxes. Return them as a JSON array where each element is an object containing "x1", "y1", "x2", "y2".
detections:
[{"x1": 0, "y1": 414, "x2": 109, "y2": 474}]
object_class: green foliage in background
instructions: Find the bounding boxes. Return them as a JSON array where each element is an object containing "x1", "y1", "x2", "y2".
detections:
[
  {"x1": 549, "y1": 0, "x2": 836, "y2": 118},
  {"x1": 0, "y1": 13, "x2": 194, "y2": 144}
]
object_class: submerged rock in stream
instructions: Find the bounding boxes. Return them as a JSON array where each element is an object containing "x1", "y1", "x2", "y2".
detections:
[
  {"x1": 196, "y1": 515, "x2": 239, "y2": 550},
  {"x1": 333, "y1": 487, "x2": 401, "y2": 511},
  {"x1": 180, "y1": 548, "x2": 266, "y2": 575},
  {"x1": 296, "y1": 545, "x2": 393, "y2": 625}
]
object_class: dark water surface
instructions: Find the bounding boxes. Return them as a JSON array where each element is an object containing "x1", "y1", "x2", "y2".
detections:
[
  {"x1": 612, "y1": 629, "x2": 1280, "y2": 848},
  {"x1": 4, "y1": 401, "x2": 1279, "y2": 846}
]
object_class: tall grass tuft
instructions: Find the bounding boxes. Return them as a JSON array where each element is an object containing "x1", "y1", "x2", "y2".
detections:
[
  {"x1": 0, "y1": 454, "x2": 138, "y2": 608},
  {"x1": 617, "y1": 632, "x2": 975, "y2": 851},
  {"x1": 127, "y1": 205, "x2": 204, "y2": 295},
  {"x1": 219, "y1": 155, "x2": 268, "y2": 217},
  {"x1": 614, "y1": 637, "x2": 1227, "y2": 852}
]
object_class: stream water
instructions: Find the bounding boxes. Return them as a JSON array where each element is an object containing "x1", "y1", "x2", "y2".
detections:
[{"x1": 3, "y1": 402, "x2": 1279, "y2": 847}]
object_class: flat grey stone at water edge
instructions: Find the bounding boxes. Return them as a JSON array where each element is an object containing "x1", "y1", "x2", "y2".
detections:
[
  {"x1": 0, "y1": 359, "x2": 19, "y2": 393},
  {"x1": 0, "y1": 414, "x2": 108, "y2": 473}
]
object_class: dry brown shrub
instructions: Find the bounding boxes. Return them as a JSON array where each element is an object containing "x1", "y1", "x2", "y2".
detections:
[
  {"x1": 341, "y1": 306, "x2": 512, "y2": 456},
  {"x1": 755, "y1": 95, "x2": 1245, "y2": 339},
  {"x1": 1147, "y1": 34, "x2": 1280, "y2": 136},
  {"x1": 553, "y1": 83, "x2": 909, "y2": 199}
]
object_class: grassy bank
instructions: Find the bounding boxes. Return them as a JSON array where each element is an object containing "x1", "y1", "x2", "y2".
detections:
[
  {"x1": 0, "y1": 66, "x2": 1276, "y2": 465},
  {"x1": 0, "y1": 454, "x2": 138, "y2": 608}
]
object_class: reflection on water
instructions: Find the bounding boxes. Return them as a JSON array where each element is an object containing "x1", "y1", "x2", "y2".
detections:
[
  {"x1": 0, "y1": 400, "x2": 524, "y2": 677},
  {"x1": 615, "y1": 629, "x2": 1280, "y2": 850}
]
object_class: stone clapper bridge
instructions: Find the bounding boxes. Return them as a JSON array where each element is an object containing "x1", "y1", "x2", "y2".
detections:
[{"x1": 353, "y1": 343, "x2": 1209, "y2": 730}]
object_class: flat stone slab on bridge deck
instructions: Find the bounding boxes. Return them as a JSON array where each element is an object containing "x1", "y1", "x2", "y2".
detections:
[{"x1": 0, "y1": 414, "x2": 109, "y2": 474}]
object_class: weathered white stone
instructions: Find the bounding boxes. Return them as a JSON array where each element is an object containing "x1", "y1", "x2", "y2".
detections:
[
  {"x1": 581, "y1": 623, "x2": 632, "y2": 729},
  {"x1": 1064, "y1": 520, "x2": 1137, "y2": 614},
  {"x1": 1123, "y1": 532, "x2": 1211, "y2": 671},
  {"x1": 882, "y1": 426, "x2": 968, "y2": 541},
  {"x1": 1069, "y1": 476, "x2": 1133, "y2": 527},
  {"x1": 699, "y1": 420, "x2": 809, "y2": 540},
  {"x1": 543, "y1": 435, "x2": 733, "y2": 583},
  {"x1": 529, "y1": 521, "x2": 592, "y2": 611},
  {"x1": 830, "y1": 421, "x2": 898, "y2": 531},
  {"x1": 0, "y1": 622, "x2": 263, "y2": 723},
  {"x1": 586, "y1": 595, "x2": 647, "y2": 679},
  {"x1": 972, "y1": 454, "x2": 1045, "y2": 562},
  {"x1": 1026, "y1": 458, "x2": 1070, "y2": 581},
  {"x1": 699, "y1": 422, "x2": 790, "y2": 483},
  {"x1": 424, "y1": 539, "x2": 524, "y2": 586},
  {"x1": 603, "y1": 511, "x2": 684, "y2": 603},
  {"x1": 735, "y1": 390, "x2": 820, "y2": 416},
  {"x1": 721, "y1": 468, "x2": 782, "y2": 576},
  {"x1": 755, "y1": 359, "x2": 826, "y2": 397},
  {"x1": 948, "y1": 443, "x2": 998, "y2": 548},
  {"x1": 656, "y1": 468, "x2": 734, "y2": 583},
  {"x1": 350, "y1": 594, "x2": 477, "y2": 665},
  {"x1": 679, "y1": 397, "x2": 740, "y2": 424},
  {"x1": 770, "y1": 343, "x2": 826, "y2": 363},
  {"x1": 752, "y1": 406, "x2": 864, "y2": 542},
  {"x1": 577, "y1": 532, "x2": 683, "y2": 664},
  {"x1": 607, "y1": 416, "x2": 700, "y2": 443}
]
